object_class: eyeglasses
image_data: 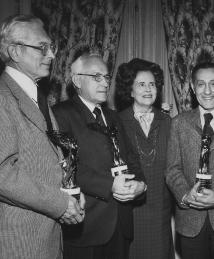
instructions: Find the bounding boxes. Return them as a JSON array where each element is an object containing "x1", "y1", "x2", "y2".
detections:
[
  {"x1": 76, "y1": 73, "x2": 111, "y2": 84},
  {"x1": 11, "y1": 42, "x2": 58, "y2": 56}
]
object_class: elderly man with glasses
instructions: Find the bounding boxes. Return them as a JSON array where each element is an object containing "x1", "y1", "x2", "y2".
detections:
[
  {"x1": 0, "y1": 14, "x2": 85, "y2": 259},
  {"x1": 53, "y1": 47, "x2": 147, "y2": 259}
]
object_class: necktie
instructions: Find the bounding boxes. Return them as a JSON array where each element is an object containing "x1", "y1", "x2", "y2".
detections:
[
  {"x1": 93, "y1": 107, "x2": 105, "y2": 127},
  {"x1": 134, "y1": 112, "x2": 154, "y2": 137},
  {"x1": 37, "y1": 87, "x2": 53, "y2": 131},
  {"x1": 203, "y1": 113, "x2": 213, "y2": 136}
]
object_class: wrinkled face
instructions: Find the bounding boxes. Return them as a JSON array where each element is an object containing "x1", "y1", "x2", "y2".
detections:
[
  {"x1": 193, "y1": 68, "x2": 214, "y2": 111},
  {"x1": 76, "y1": 56, "x2": 109, "y2": 104},
  {"x1": 131, "y1": 71, "x2": 157, "y2": 109},
  {"x1": 13, "y1": 22, "x2": 55, "y2": 81}
]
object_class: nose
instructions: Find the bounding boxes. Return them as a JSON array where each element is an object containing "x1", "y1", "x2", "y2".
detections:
[
  {"x1": 204, "y1": 83, "x2": 212, "y2": 95},
  {"x1": 145, "y1": 84, "x2": 151, "y2": 91},
  {"x1": 47, "y1": 48, "x2": 55, "y2": 59},
  {"x1": 103, "y1": 78, "x2": 109, "y2": 87}
]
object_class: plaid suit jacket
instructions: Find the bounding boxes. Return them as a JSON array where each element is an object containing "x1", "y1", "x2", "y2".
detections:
[
  {"x1": 0, "y1": 72, "x2": 69, "y2": 259},
  {"x1": 166, "y1": 108, "x2": 214, "y2": 237}
]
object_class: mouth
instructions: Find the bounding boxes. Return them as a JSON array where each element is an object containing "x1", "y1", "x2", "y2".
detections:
[{"x1": 142, "y1": 94, "x2": 153, "y2": 98}]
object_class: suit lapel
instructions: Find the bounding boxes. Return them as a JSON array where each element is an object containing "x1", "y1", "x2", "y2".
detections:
[
  {"x1": 2, "y1": 72, "x2": 46, "y2": 132},
  {"x1": 71, "y1": 95, "x2": 96, "y2": 125}
]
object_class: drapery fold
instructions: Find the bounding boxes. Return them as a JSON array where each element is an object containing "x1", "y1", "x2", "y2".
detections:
[{"x1": 31, "y1": 0, "x2": 125, "y2": 104}]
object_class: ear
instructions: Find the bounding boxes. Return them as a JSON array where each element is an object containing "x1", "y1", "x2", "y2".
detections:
[
  {"x1": 190, "y1": 81, "x2": 195, "y2": 94},
  {"x1": 72, "y1": 74, "x2": 81, "y2": 89},
  {"x1": 7, "y1": 45, "x2": 21, "y2": 62}
]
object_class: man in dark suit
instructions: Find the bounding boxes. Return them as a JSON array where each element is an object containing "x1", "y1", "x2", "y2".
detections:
[
  {"x1": 53, "y1": 47, "x2": 147, "y2": 259},
  {"x1": 166, "y1": 62, "x2": 214, "y2": 259},
  {"x1": 0, "y1": 14, "x2": 85, "y2": 259}
]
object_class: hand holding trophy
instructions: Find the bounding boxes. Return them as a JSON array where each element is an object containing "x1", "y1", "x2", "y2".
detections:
[
  {"x1": 109, "y1": 126, "x2": 129, "y2": 177},
  {"x1": 47, "y1": 130, "x2": 80, "y2": 200}
]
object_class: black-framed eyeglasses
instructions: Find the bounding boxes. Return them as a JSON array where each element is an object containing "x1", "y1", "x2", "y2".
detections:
[
  {"x1": 76, "y1": 73, "x2": 111, "y2": 84},
  {"x1": 11, "y1": 42, "x2": 58, "y2": 56}
]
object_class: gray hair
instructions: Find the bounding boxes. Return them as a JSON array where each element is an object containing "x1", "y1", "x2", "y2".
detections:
[{"x1": 0, "y1": 14, "x2": 43, "y2": 63}]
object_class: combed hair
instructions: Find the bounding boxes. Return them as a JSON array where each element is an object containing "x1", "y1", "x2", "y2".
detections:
[
  {"x1": 0, "y1": 14, "x2": 43, "y2": 63},
  {"x1": 191, "y1": 62, "x2": 214, "y2": 83}
]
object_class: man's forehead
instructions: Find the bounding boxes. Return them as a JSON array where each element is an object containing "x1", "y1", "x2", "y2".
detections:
[
  {"x1": 17, "y1": 22, "x2": 50, "y2": 43},
  {"x1": 82, "y1": 56, "x2": 106, "y2": 70},
  {"x1": 195, "y1": 68, "x2": 214, "y2": 79}
]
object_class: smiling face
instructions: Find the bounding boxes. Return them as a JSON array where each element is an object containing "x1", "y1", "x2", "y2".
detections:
[
  {"x1": 192, "y1": 68, "x2": 214, "y2": 111},
  {"x1": 131, "y1": 70, "x2": 157, "y2": 111},
  {"x1": 75, "y1": 56, "x2": 109, "y2": 105},
  {"x1": 12, "y1": 21, "x2": 55, "y2": 81}
]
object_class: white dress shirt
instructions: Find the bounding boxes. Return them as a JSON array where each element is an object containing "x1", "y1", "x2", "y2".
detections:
[{"x1": 5, "y1": 66, "x2": 38, "y2": 107}]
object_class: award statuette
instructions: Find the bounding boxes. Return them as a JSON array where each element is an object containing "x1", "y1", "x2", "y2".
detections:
[
  {"x1": 47, "y1": 130, "x2": 80, "y2": 200},
  {"x1": 196, "y1": 134, "x2": 212, "y2": 193},
  {"x1": 109, "y1": 127, "x2": 129, "y2": 177}
]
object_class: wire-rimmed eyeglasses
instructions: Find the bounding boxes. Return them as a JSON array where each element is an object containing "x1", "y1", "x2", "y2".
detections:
[
  {"x1": 11, "y1": 42, "x2": 58, "y2": 56},
  {"x1": 76, "y1": 73, "x2": 111, "y2": 84}
]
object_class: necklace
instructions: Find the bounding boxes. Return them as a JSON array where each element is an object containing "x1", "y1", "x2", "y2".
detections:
[{"x1": 135, "y1": 128, "x2": 158, "y2": 167}]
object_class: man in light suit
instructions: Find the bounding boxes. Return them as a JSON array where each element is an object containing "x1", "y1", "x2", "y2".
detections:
[
  {"x1": 53, "y1": 47, "x2": 147, "y2": 259},
  {"x1": 0, "y1": 15, "x2": 85, "y2": 259},
  {"x1": 166, "y1": 62, "x2": 214, "y2": 259}
]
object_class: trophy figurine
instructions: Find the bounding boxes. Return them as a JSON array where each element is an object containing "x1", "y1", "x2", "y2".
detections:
[
  {"x1": 109, "y1": 127, "x2": 129, "y2": 177},
  {"x1": 47, "y1": 130, "x2": 80, "y2": 200},
  {"x1": 196, "y1": 134, "x2": 212, "y2": 194}
]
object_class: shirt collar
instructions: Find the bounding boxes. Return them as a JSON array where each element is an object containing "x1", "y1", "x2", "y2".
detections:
[
  {"x1": 5, "y1": 66, "x2": 38, "y2": 104},
  {"x1": 78, "y1": 95, "x2": 97, "y2": 113},
  {"x1": 78, "y1": 95, "x2": 107, "y2": 125}
]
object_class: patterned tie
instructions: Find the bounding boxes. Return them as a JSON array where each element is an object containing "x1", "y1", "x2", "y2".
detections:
[
  {"x1": 203, "y1": 113, "x2": 213, "y2": 136},
  {"x1": 93, "y1": 107, "x2": 105, "y2": 127},
  {"x1": 37, "y1": 87, "x2": 53, "y2": 131},
  {"x1": 134, "y1": 112, "x2": 154, "y2": 137}
]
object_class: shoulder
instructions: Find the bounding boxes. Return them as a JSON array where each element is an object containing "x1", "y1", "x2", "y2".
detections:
[
  {"x1": 52, "y1": 100, "x2": 72, "y2": 113},
  {"x1": 172, "y1": 109, "x2": 196, "y2": 124},
  {"x1": 118, "y1": 106, "x2": 133, "y2": 120}
]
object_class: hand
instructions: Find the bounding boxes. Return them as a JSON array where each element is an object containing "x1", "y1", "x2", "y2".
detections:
[
  {"x1": 194, "y1": 188, "x2": 214, "y2": 208},
  {"x1": 183, "y1": 182, "x2": 209, "y2": 209},
  {"x1": 112, "y1": 174, "x2": 138, "y2": 202},
  {"x1": 125, "y1": 180, "x2": 147, "y2": 197},
  {"x1": 113, "y1": 180, "x2": 146, "y2": 202},
  {"x1": 59, "y1": 192, "x2": 85, "y2": 225}
]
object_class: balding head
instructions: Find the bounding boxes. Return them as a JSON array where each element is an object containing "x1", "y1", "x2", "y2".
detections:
[{"x1": 70, "y1": 48, "x2": 109, "y2": 104}]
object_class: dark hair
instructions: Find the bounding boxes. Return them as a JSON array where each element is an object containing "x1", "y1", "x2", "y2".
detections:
[
  {"x1": 115, "y1": 58, "x2": 164, "y2": 111},
  {"x1": 191, "y1": 62, "x2": 214, "y2": 83}
]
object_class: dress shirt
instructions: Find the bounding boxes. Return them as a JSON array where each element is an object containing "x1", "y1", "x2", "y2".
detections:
[
  {"x1": 5, "y1": 66, "x2": 38, "y2": 107},
  {"x1": 133, "y1": 105, "x2": 154, "y2": 137},
  {"x1": 78, "y1": 95, "x2": 107, "y2": 126}
]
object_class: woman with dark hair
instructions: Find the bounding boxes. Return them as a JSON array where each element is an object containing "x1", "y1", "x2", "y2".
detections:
[{"x1": 115, "y1": 58, "x2": 174, "y2": 259}]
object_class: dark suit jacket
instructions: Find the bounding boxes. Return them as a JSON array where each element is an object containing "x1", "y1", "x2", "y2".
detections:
[
  {"x1": 166, "y1": 108, "x2": 214, "y2": 237},
  {"x1": 0, "y1": 72, "x2": 69, "y2": 259},
  {"x1": 53, "y1": 95, "x2": 145, "y2": 246}
]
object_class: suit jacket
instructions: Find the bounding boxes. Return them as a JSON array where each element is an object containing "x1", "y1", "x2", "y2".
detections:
[
  {"x1": 0, "y1": 72, "x2": 69, "y2": 259},
  {"x1": 166, "y1": 108, "x2": 214, "y2": 237},
  {"x1": 53, "y1": 95, "x2": 145, "y2": 246}
]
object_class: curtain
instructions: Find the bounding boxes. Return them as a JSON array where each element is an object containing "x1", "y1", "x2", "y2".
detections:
[
  {"x1": 161, "y1": 0, "x2": 214, "y2": 113},
  {"x1": 31, "y1": 0, "x2": 125, "y2": 105},
  {"x1": 109, "y1": 0, "x2": 178, "y2": 116}
]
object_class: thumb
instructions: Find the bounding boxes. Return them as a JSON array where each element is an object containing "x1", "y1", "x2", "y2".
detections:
[
  {"x1": 124, "y1": 174, "x2": 135, "y2": 180},
  {"x1": 193, "y1": 181, "x2": 200, "y2": 191}
]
